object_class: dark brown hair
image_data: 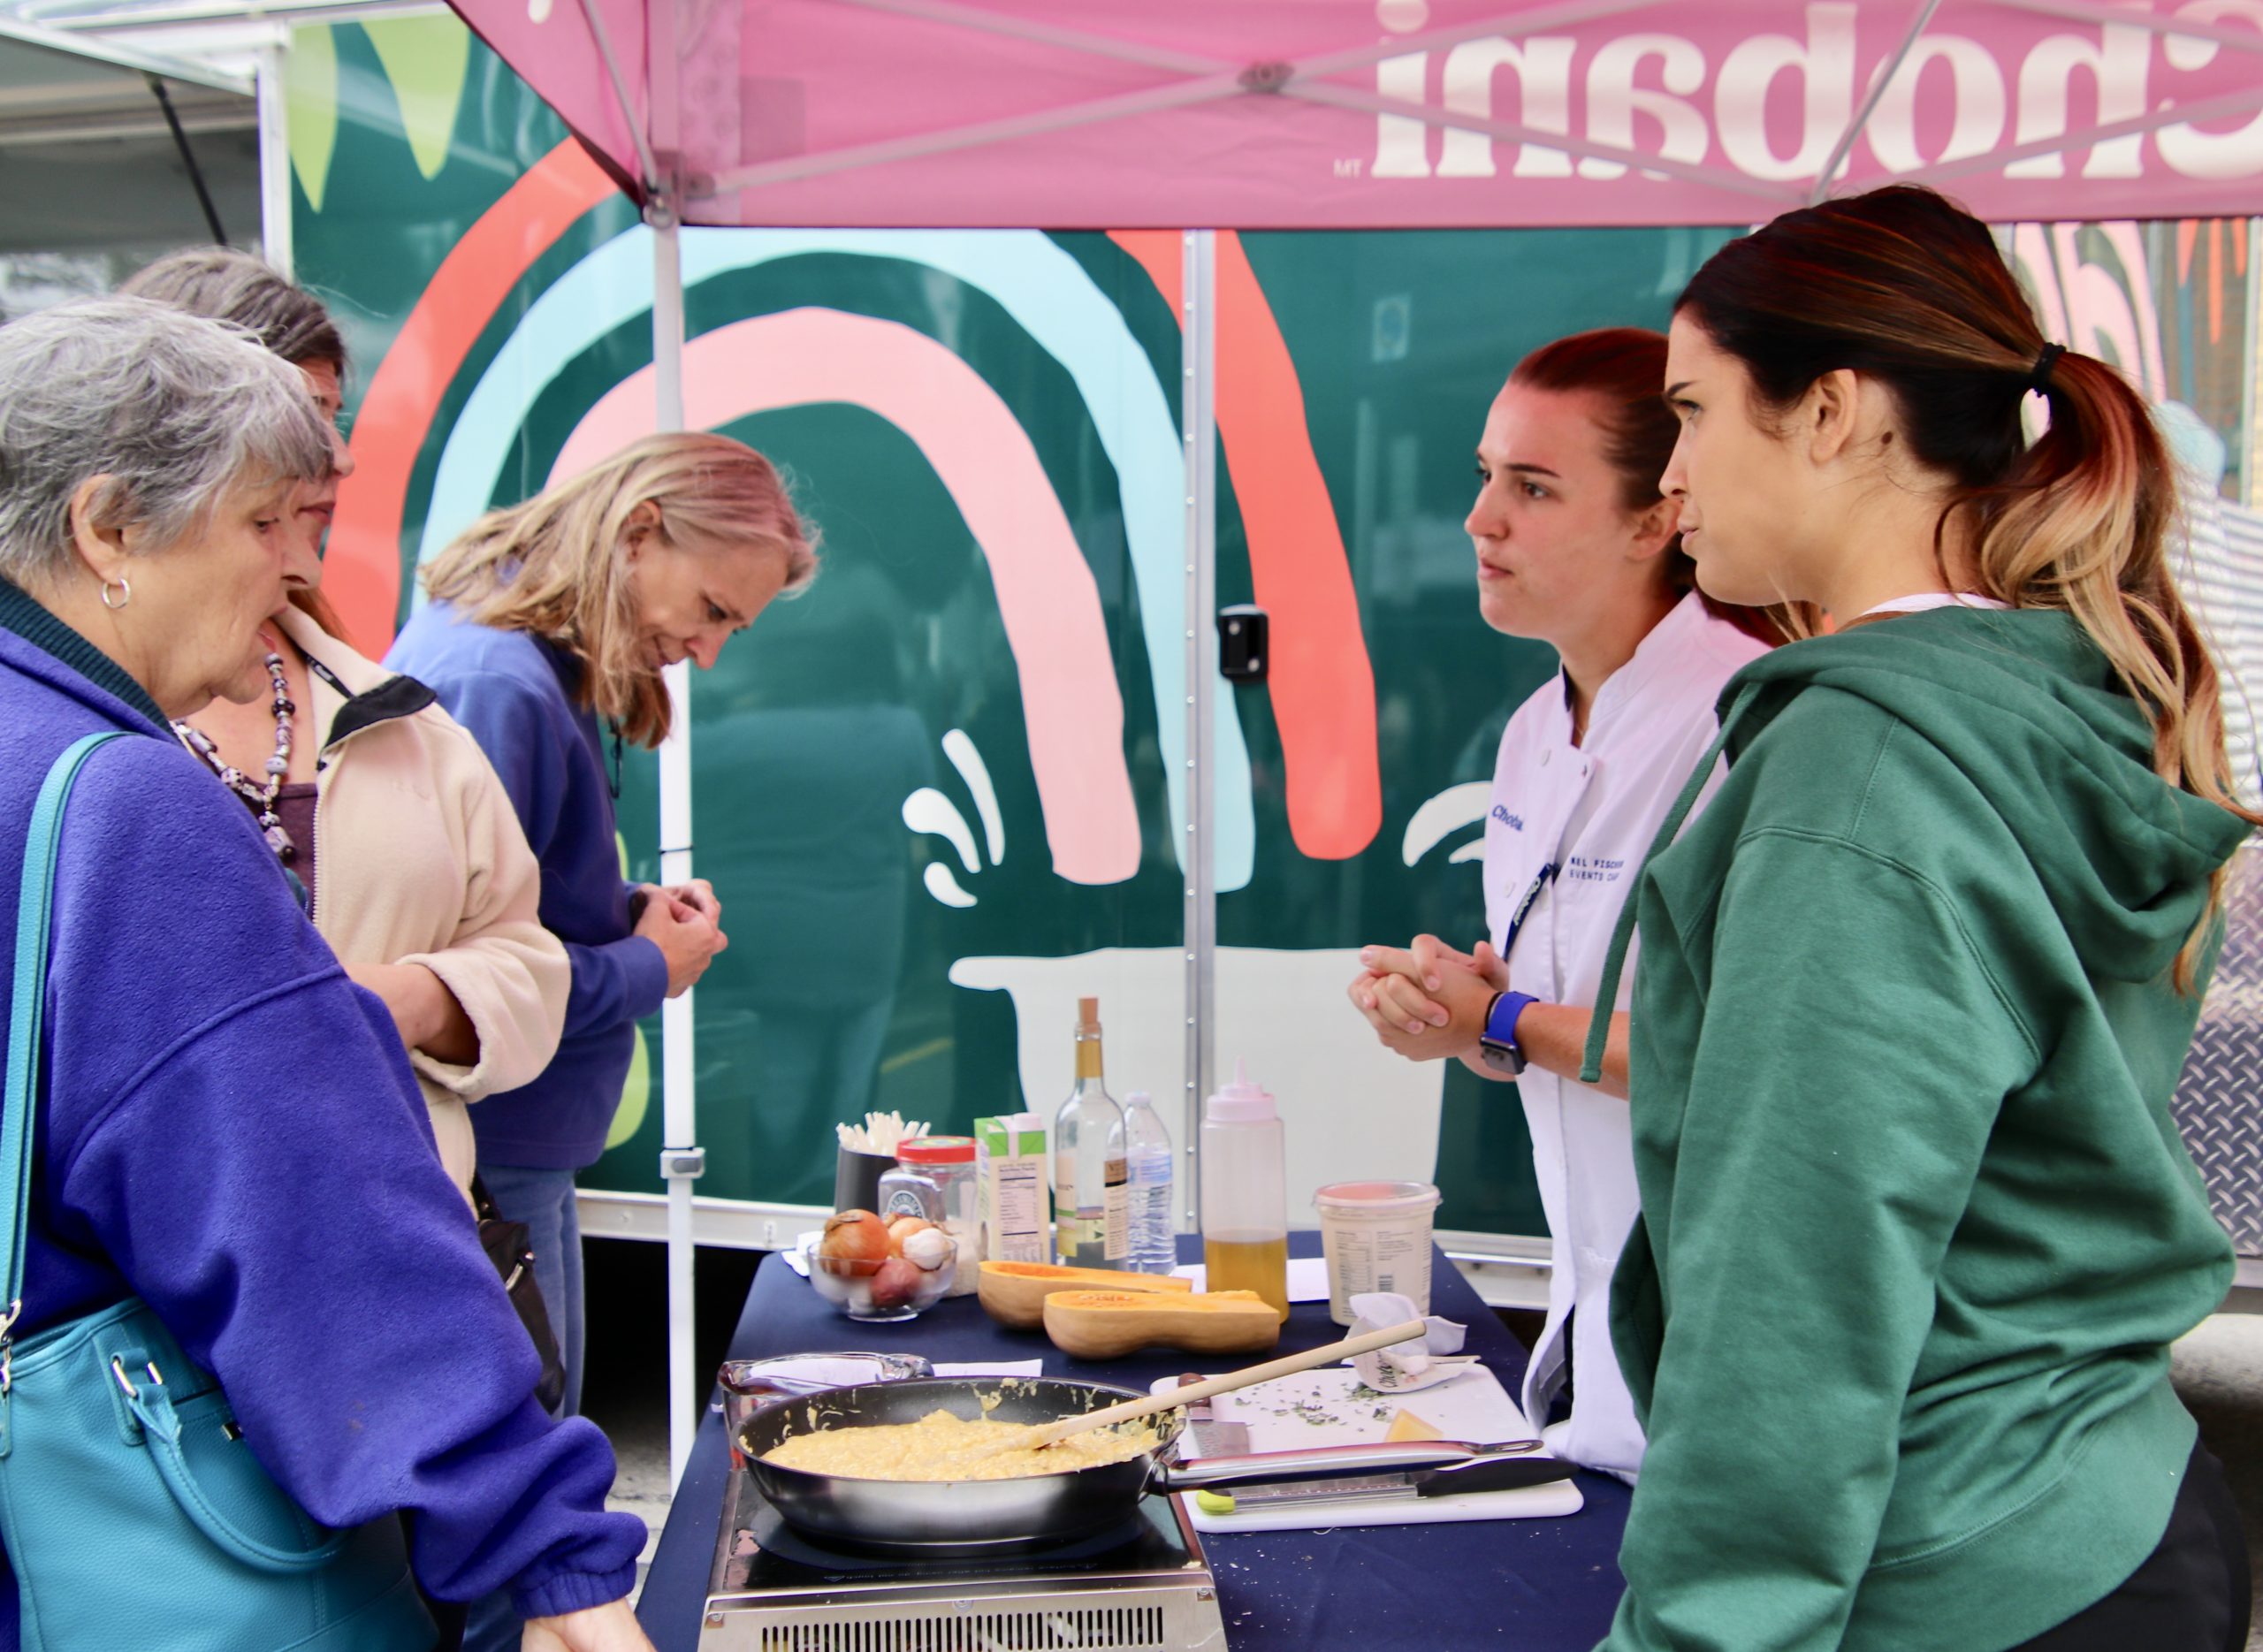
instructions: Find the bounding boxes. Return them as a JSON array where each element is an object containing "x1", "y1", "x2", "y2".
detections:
[
  {"x1": 121, "y1": 247, "x2": 352, "y2": 638},
  {"x1": 1678, "y1": 184, "x2": 2256, "y2": 982},
  {"x1": 121, "y1": 248, "x2": 347, "y2": 372},
  {"x1": 1511, "y1": 327, "x2": 1786, "y2": 644}
]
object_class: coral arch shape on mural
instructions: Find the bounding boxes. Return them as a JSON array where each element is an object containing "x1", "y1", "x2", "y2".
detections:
[
  {"x1": 550, "y1": 307, "x2": 1142, "y2": 888},
  {"x1": 327, "y1": 139, "x2": 619, "y2": 657},
  {"x1": 1110, "y1": 231, "x2": 1382, "y2": 862}
]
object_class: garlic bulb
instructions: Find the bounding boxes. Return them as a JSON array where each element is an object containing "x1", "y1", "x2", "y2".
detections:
[{"x1": 902, "y1": 1226, "x2": 955, "y2": 1272}]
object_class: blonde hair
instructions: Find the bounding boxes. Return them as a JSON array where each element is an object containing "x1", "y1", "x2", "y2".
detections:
[
  {"x1": 421, "y1": 432, "x2": 816, "y2": 747},
  {"x1": 1680, "y1": 186, "x2": 2259, "y2": 989}
]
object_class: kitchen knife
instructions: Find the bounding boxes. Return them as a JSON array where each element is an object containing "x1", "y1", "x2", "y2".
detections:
[
  {"x1": 1213, "y1": 1446, "x2": 1574, "y2": 1509},
  {"x1": 1175, "y1": 1372, "x2": 1251, "y2": 1457}
]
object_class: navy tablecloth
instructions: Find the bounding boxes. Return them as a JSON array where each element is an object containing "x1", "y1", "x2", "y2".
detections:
[{"x1": 636, "y1": 1233, "x2": 1630, "y2": 1650}]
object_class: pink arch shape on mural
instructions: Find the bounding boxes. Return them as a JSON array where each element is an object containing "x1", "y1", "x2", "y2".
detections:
[{"x1": 552, "y1": 307, "x2": 1141, "y2": 887}]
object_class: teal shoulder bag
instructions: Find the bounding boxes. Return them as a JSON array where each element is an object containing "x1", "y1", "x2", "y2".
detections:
[{"x1": 0, "y1": 733, "x2": 435, "y2": 1650}]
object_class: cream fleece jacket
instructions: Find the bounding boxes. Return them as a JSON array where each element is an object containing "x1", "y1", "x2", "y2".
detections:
[{"x1": 276, "y1": 605, "x2": 569, "y2": 1197}]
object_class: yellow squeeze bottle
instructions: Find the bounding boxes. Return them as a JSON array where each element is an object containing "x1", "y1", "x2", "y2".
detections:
[{"x1": 1199, "y1": 1062, "x2": 1289, "y2": 1321}]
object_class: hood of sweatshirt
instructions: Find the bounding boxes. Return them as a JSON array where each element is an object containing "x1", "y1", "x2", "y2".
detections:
[{"x1": 1717, "y1": 605, "x2": 2249, "y2": 985}]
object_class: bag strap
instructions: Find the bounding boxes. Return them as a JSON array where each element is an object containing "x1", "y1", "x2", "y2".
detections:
[
  {"x1": 0, "y1": 734, "x2": 353, "y2": 1573},
  {"x1": 0, "y1": 733, "x2": 127, "y2": 1338},
  {"x1": 108, "y1": 1350, "x2": 347, "y2": 1573}
]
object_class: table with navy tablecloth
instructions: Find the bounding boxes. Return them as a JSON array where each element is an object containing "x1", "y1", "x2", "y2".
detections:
[{"x1": 636, "y1": 1233, "x2": 1631, "y2": 1650}]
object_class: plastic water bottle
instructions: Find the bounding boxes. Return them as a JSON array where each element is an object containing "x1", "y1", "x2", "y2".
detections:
[{"x1": 1120, "y1": 1089, "x2": 1177, "y2": 1274}]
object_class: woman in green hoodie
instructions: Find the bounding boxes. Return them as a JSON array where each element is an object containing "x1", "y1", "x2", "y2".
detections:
[{"x1": 1585, "y1": 185, "x2": 2254, "y2": 1652}]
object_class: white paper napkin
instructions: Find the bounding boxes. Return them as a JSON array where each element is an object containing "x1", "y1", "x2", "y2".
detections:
[
  {"x1": 778, "y1": 1231, "x2": 824, "y2": 1278},
  {"x1": 1347, "y1": 1291, "x2": 1469, "y2": 1392}
]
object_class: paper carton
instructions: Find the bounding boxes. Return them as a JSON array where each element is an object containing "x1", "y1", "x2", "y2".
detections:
[{"x1": 975, "y1": 1113, "x2": 1051, "y2": 1265}]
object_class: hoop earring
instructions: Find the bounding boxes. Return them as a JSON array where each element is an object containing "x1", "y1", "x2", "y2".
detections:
[{"x1": 98, "y1": 575, "x2": 130, "y2": 612}]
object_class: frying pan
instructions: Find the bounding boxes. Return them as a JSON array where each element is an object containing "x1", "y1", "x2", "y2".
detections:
[{"x1": 736, "y1": 1375, "x2": 1545, "y2": 1552}]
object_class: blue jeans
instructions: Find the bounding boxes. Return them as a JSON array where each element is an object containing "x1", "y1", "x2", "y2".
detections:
[{"x1": 461, "y1": 1164, "x2": 586, "y2": 1652}]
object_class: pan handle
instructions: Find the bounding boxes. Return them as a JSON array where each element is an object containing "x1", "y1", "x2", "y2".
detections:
[{"x1": 1152, "y1": 1438, "x2": 1540, "y2": 1494}]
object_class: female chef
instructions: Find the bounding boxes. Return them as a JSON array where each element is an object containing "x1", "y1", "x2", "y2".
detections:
[{"x1": 1347, "y1": 327, "x2": 1774, "y2": 1481}]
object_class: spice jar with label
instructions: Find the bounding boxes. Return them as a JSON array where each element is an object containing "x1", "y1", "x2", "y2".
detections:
[{"x1": 883, "y1": 1136, "x2": 980, "y2": 1295}]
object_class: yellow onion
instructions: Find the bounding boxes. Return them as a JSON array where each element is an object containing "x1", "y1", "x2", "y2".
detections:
[{"x1": 820, "y1": 1209, "x2": 890, "y2": 1267}]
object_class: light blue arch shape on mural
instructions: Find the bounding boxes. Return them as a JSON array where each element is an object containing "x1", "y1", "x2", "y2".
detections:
[{"x1": 418, "y1": 225, "x2": 1253, "y2": 891}]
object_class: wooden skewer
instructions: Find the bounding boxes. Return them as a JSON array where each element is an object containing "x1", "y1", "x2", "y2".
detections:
[{"x1": 1003, "y1": 1317, "x2": 1431, "y2": 1456}]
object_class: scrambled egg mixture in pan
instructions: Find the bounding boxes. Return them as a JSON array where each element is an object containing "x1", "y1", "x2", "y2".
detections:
[{"x1": 762, "y1": 1410, "x2": 1162, "y2": 1482}]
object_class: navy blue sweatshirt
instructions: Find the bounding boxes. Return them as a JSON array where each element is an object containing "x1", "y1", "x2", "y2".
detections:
[
  {"x1": 0, "y1": 584, "x2": 644, "y2": 1638},
  {"x1": 386, "y1": 603, "x2": 668, "y2": 1170}
]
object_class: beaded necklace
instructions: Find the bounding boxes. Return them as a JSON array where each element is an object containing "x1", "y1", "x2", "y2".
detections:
[{"x1": 172, "y1": 648, "x2": 298, "y2": 863}]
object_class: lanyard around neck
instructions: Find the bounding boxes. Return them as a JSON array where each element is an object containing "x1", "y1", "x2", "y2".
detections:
[{"x1": 1499, "y1": 862, "x2": 1558, "y2": 965}]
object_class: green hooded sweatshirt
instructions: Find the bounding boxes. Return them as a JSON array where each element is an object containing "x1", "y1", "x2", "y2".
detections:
[{"x1": 1581, "y1": 605, "x2": 2249, "y2": 1652}]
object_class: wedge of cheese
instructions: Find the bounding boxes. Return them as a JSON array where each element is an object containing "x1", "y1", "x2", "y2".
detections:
[{"x1": 1384, "y1": 1406, "x2": 1443, "y2": 1443}]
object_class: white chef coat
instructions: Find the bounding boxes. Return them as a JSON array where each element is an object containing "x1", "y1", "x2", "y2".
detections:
[{"x1": 1482, "y1": 591, "x2": 1771, "y2": 1482}]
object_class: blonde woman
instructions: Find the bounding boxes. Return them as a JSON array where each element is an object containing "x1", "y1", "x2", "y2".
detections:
[
  {"x1": 126, "y1": 248, "x2": 568, "y2": 1209},
  {"x1": 392, "y1": 433, "x2": 812, "y2": 1652}
]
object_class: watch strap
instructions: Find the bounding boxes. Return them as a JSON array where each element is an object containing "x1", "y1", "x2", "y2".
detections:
[{"x1": 1484, "y1": 990, "x2": 1536, "y2": 1051}]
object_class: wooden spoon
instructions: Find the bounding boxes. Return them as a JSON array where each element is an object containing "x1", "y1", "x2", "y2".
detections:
[{"x1": 966, "y1": 1317, "x2": 1431, "y2": 1461}]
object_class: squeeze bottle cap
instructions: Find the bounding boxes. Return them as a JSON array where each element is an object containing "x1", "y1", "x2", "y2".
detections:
[
  {"x1": 1124, "y1": 1090, "x2": 1152, "y2": 1106},
  {"x1": 1204, "y1": 1060, "x2": 1276, "y2": 1124}
]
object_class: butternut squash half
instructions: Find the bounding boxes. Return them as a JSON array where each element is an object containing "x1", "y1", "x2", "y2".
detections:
[
  {"x1": 1042, "y1": 1289, "x2": 1283, "y2": 1359},
  {"x1": 976, "y1": 1260, "x2": 1192, "y2": 1329}
]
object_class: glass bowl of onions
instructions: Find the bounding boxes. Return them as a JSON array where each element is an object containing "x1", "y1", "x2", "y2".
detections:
[{"x1": 803, "y1": 1210, "x2": 957, "y2": 1321}]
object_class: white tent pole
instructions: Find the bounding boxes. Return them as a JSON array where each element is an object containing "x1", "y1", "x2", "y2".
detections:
[
  {"x1": 1990, "y1": 0, "x2": 2263, "y2": 56},
  {"x1": 574, "y1": 0, "x2": 659, "y2": 188},
  {"x1": 566, "y1": 0, "x2": 699, "y2": 1499},
  {"x1": 651, "y1": 209, "x2": 698, "y2": 1494},
  {"x1": 1902, "y1": 84, "x2": 2263, "y2": 189},
  {"x1": 255, "y1": 36, "x2": 291, "y2": 274},
  {"x1": 1809, "y1": 0, "x2": 1945, "y2": 205},
  {"x1": 1179, "y1": 228, "x2": 1215, "y2": 1233},
  {"x1": 637, "y1": 0, "x2": 700, "y2": 1496}
]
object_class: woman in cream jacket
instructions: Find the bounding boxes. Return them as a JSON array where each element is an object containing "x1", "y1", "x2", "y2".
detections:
[{"x1": 265, "y1": 598, "x2": 568, "y2": 1197}]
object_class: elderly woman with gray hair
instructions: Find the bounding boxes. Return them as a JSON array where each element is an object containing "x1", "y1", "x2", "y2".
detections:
[{"x1": 0, "y1": 296, "x2": 652, "y2": 1650}]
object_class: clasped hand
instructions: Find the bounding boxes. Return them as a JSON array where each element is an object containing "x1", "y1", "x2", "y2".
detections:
[
  {"x1": 633, "y1": 879, "x2": 728, "y2": 998},
  {"x1": 1346, "y1": 934, "x2": 1505, "y2": 1060}
]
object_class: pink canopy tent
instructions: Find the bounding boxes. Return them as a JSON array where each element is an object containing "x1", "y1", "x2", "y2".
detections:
[
  {"x1": 447, "y1": 0, "x2": 2263, "y2": 229},
  {"x1": 434, "y1": 0, "x2": 2263, "y2": 1482}
]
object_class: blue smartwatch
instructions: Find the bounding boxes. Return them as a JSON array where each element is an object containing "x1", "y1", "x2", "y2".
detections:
[{"x1": 1479, "y1": 991, "x2": 1539, "y2": 1076}]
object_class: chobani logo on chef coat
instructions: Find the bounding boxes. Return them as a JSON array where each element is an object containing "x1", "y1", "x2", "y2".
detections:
[
  {"x1": 1491, "y1": 804, "x2": 1524, "y2": 831},
  {"x1": 1364, "y1": 1, "x2": 2263, "y2": 186}
]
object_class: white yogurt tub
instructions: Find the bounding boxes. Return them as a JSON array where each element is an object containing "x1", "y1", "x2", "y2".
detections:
[{"x1": 1313, "y1": 1180, "x2": 1442, "y2": 1325}]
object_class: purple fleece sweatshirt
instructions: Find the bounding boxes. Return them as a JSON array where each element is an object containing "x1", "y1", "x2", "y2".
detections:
[
  {"x1": 0, "y1": 590, "x2": 644, "y2": 1641},
  {"x1": 385, "y1": 603, "x2": 669, "y2": 1170}
]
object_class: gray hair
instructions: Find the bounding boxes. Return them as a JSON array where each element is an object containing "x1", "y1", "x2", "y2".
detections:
[{"x1": 0, "y1": 295, "x2": 332, "y2": 585}]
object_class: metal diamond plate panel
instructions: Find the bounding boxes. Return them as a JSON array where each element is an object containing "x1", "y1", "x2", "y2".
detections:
[{"x1": 2176, "y1": 843, "x2": 2263, "y2": 1254}]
